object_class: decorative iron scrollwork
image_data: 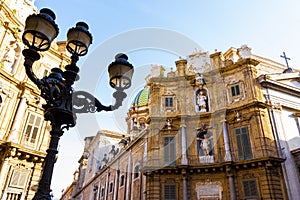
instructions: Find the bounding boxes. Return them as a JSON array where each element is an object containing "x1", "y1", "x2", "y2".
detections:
[{"x1": 72, "y1": 91, "x2": 111, "y2": 113}]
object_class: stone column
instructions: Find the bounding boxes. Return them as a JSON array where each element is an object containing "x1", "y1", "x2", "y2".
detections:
[
  {"x1": 104, "y1": 170, "x2": 109, "y2": 200},
  {"x1": 125, "y1": 150, "x2": 132, "y2": 200},
  {"x1": 143, "y1": 140, "x2": 148, "y2": 166},
  {"x1": 7, "y1": 97, "x2": 27, "y2": 142},
  {"x1": 181, "y1": 123, "x2": 188, "y2": 165},
  {"x1": 113, "y1": 170, "x2": 120, "y2": 200},
  {"x1": 223, "y1": 121, "x2": 232, "y2": 161},
  {"x1": 183, "y1": 177, "x2": 188, "y2": 200},
  {"x1": 228, "y1": 173, "x2": 236, "y2": 200}
]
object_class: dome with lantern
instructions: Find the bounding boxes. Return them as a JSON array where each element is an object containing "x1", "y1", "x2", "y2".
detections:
[
  {"x1": 133, "y1": 87, "x2": 150, "y2": 107},
  {"x1": 126, "y1": 87, "x2": 151, "y2": 137}
]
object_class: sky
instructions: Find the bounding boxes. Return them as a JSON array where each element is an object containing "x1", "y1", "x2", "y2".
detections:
[{"x1": 33, "y1": 0, "x2": 300, "y2": 199}]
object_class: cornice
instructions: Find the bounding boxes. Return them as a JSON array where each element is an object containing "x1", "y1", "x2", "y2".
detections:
[
  {"x1": 219, "y1": 58, "x2": 260, "y2": 74},
  {"x1": 0, "y1": 141, "x2": 46, "y2": 163},
  {"x1": 141, "y1": 156, "x2": 284, "y2": 176}
]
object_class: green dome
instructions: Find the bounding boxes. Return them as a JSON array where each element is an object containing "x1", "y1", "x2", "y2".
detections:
[{"x1": 133, "y1": 87, "x2": 150, "y2": 106}]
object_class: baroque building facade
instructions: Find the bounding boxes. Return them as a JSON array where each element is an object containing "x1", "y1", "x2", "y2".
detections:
[
  {"x1": 62, "y1": 45, "x2": 300, "y2": 200},
  {"x1": 0, "y1": 1, "x2": 70, "y2": 199}
]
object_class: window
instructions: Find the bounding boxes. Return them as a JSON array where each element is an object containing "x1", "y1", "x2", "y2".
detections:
[
  {"x1": 164, "y1": 136, "x2": 176, "y2": 166},
  {"x1": 9, "y1": 169, "x2": 28, "y2": 188},
  {"x1": 134, "y1": 165, "x2": 140, "y2": 179},
  {"x1": 165, "y1": 97, "x2": 173, "y2": 107},
  {"x1": 120, "y1": 175, "x2": 125, "y2": 187},
  {"x1": 235, "y1": 127, "x2": 252, "y2": 160},
  {"x1": 109, "y1": 182, "x2": 113, "y2": 193},
  {"x1": 101, "y1": 188, "x2": 104, "y2": 197},
  {"x1": 243, "y1": 180, "x2": 258, "y2": 199},
  {"x1": 23, "y1": 112, "x2": 42, "y2": 147},
  {"x1": 164, "y1": 184, "x2": 176, "y2": 200},
  {"x1": 231, "y1": 85, "x2": 240, "y2": 97}
]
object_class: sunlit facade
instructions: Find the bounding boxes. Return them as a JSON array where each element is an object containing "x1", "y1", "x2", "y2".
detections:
[
  {"x1": 0, "y1": 1, "x2": 70, "y2": 199},
  {"x1": 63, "y1": 45, "x2": 300, "y2": 200}
]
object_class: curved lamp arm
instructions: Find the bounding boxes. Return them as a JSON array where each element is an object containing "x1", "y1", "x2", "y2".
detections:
[
  {"x1": 22, "y1": 49, "x2": 43, "y2": 87},
  {"x1": 72, "y1": 90, "x2": 127, "y2": 113}
]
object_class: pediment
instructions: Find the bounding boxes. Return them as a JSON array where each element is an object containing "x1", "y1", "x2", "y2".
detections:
[{"x1": 265, "y1": 72, "x2": 300, "y2": 88}]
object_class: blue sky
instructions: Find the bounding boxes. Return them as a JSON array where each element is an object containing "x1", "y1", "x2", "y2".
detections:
[{"x1": 34, "y1": 0, "x2": 300, "y2": 198}]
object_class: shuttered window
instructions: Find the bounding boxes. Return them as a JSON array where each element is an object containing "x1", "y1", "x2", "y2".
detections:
[
  {"x1": 231, "y1": 85, "x2": 240, "y2": 96},
  {"x1": 235, "y1": 127, "x2": 252, "y2": 160},
  {"x1": 23, "y1": 112, "x2": 42, "y2": 147},
  {"x1": 165, "y1": 97, "x2": 174, "y2": 107},
  {"x1": 164, "y1": 136, "x2": 176, "y2": 166},
  {"x1": 9, "y1": 170, "x2": 28, "y2": 188},
  {"x1": 243, "y1": 180, "x2": 258, "y2": 199}
]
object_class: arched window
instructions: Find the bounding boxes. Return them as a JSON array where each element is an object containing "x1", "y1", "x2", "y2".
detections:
[
  {"x1": 109, "y1": 182, "x2": 113, "y2": 193},
  {"x1": 120, "y1": 174, "x2": 125, "y2": 187},
  {"x1": 134, "y1": 164, "x2": 140, "y2": 179}
]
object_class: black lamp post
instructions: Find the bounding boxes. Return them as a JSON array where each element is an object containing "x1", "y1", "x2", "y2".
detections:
[{"x1": 22, "y1": 8, "x2": 134, "y2": 200}]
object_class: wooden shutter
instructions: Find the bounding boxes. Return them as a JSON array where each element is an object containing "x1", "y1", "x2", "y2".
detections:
[
  {"x1": 241, "y1": 127, "x2": 252, "y2": 159},
  {"x1": 235, "y1": 128, "x2": 244, "y2": 160},
  {"x1": 9, "y1": 170, "x2": 28, "y2": 188},
  {"x1": 235, "y1": 127, "x2": 252, "y2": 160},
  {"x1": 164, "y1": 137, "x2": 176, "y2": 165}
]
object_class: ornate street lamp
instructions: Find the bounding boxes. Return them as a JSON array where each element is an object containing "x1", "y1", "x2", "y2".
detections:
[{"x1": 22, "y1": 8, "x2": 134, "y2": 200}]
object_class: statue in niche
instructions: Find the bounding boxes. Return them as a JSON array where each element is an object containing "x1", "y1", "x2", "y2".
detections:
[
  {"x1": 166, "y1": 119, "x2": 172, "y2": 129},
  {"x1": 196, "y1": 124, "x2": 213, "y2": 156},
  {"x1": 108, "y1": 145, "x2": 119, "y2": 160},
  {"x1": 196, "y1": 90, "x2": 208, "y2": 112},
  {"x1": 100, "y1": 154, "x2": 108, "y2": 169},
  {"x1": 1, "y1": 41, "x2": 17, "y2": 71},
  {"x1": 199, "y1": 133, "x2": 212, "y2": 156}
]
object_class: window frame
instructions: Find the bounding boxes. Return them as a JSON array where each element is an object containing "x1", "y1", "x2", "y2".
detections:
[
  {"x1": 119, "y1": 174, "x2": 125, "y2": 188},
  {"x1": 109, "y1": 182, "x2": 113, "y2": 194},
  {"x1": 227, "y1": 80, "x2": 246, "y2": 104},
  {"x1": 161, "y1": 92, "x2": 177, "y2": 112}
]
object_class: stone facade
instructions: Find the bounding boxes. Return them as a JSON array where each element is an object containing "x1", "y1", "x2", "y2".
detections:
[
  {"x1": 62, "y1": 45, "x2": 300, "y2": 200},
  {"x1": 0, "y1": 1, "x2": 70, "y2": 199}
]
